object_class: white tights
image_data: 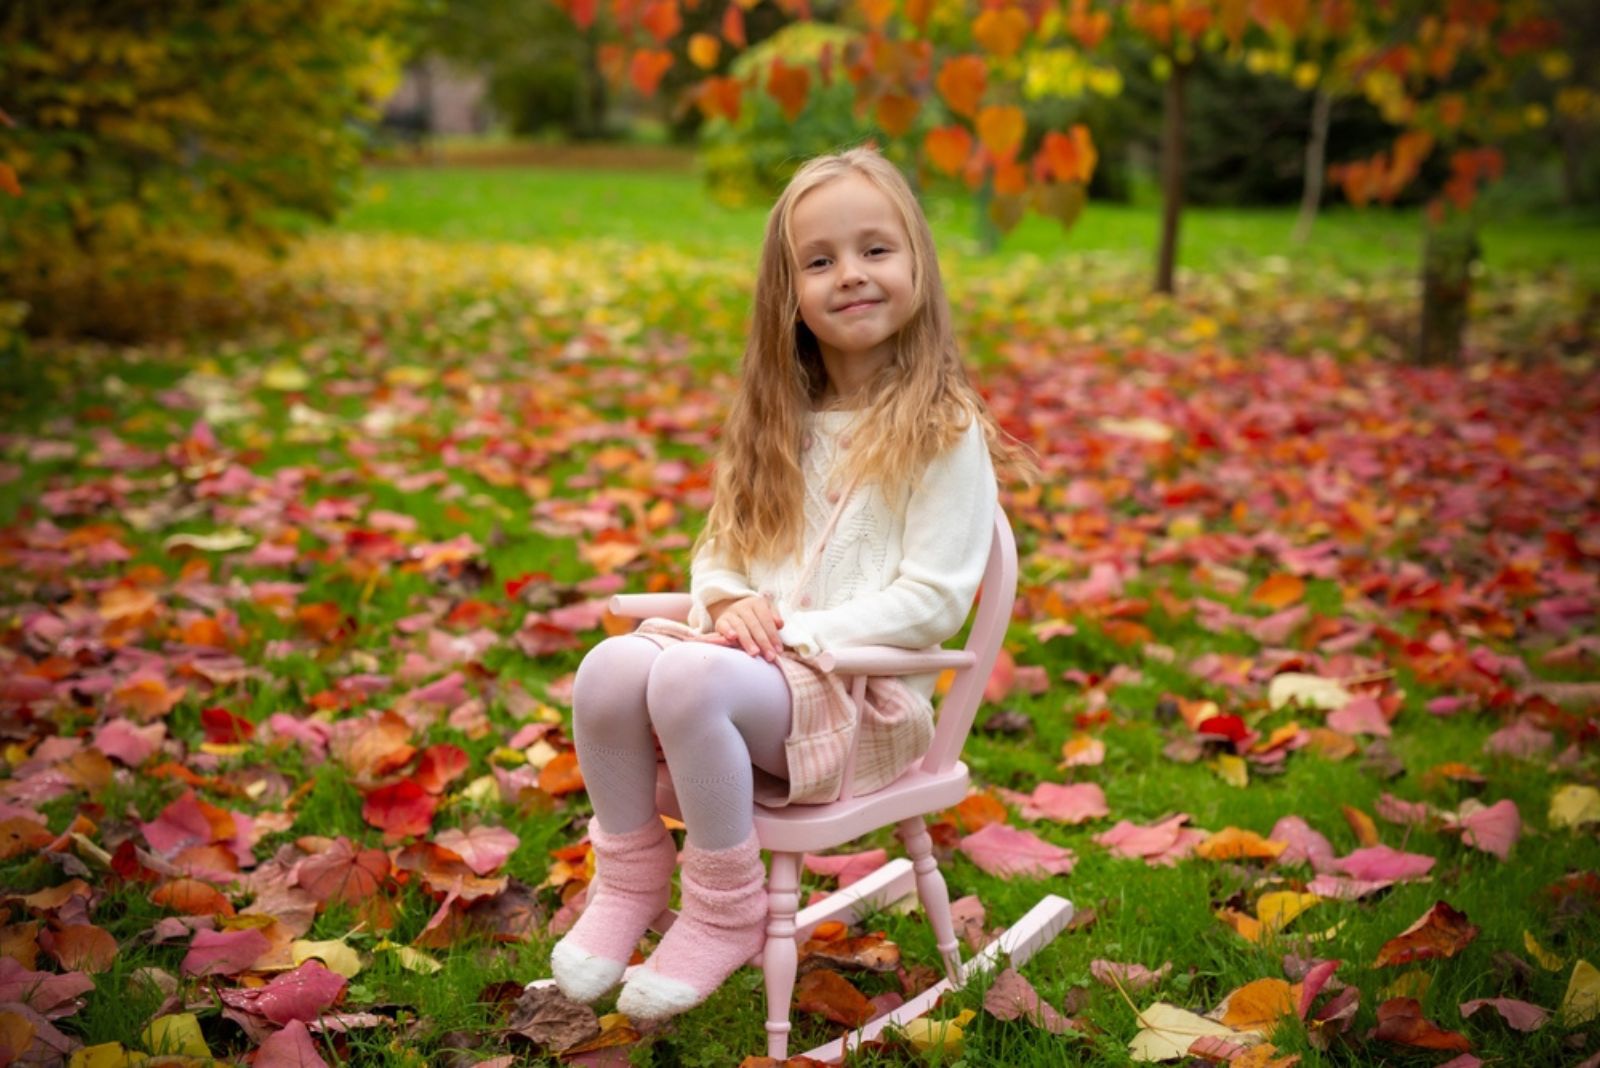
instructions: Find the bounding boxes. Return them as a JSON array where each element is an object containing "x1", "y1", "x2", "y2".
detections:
[{"x1": 571, "y1": 635, "x2": 793, "y2": 849}]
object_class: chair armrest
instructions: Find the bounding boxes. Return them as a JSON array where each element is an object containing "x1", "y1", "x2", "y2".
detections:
[
  {"x1": 608, "y1": 593, "x2": 693, "y2": 622},
  {"x1": 814, "y1": 647, "x2": 976, "y2": 676}
]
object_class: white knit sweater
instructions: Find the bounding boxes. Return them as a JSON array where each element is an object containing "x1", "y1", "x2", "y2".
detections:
[{"x1": 687, "y1": 411, "x2": 998, "y2": 683}]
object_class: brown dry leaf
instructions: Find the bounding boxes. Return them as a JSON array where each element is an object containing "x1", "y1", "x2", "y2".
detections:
[
  {"x1": 560, "y1": 1012, "x2": 639, "y2": 1055},
  {"x1": 41, "y1": 923, "x2": 118, "y2": 973},
  {"x1": 794, "y1": 968, "x2": 875, "y2": 1027},
  {"x1": 1369, "y1": 996, "x2": 1471, "y2": 1051},
  {"x1": 1375, "y1": 901, "x2": 1480, "y2": 967},
  {"x1": 798, "y1": 933, "x2": 900, "y2": 975},
  {"x1": 1196, "y1": 829, "x2": 1288, "y2": 862},
  {"x1": 1341, "y1": 805, "x2": 1380, "y2": 847},
  {"x1": 505, "y1": 984, "x2": 600, "y2": 1051}
]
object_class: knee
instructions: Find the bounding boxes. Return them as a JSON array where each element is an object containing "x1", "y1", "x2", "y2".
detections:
[
  {"x1": 644, "y1": 644, "x2": 729, "y2": 738},
  {"x1": 571, "y1": 636, "x2": 654, "y2": 730}
]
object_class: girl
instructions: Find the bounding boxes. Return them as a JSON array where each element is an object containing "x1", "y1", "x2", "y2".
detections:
[{"x1": 549, "y1": 146, "x2": 1030, "y2": 1022}]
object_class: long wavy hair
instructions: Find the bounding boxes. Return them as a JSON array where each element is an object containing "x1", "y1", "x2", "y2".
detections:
[{"x1": 698, "y1": 146, "x2": 1034, "y2": 570}]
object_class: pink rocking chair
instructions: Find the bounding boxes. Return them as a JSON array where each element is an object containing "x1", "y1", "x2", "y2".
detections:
[{"x1": 535, "y1": 509, "x2": 1073, "y2": 1060}]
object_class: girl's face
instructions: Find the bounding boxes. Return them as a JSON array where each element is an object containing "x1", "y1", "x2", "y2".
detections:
[{"x1": 789, "y1": 173, "x2": 916, "y2": 388}]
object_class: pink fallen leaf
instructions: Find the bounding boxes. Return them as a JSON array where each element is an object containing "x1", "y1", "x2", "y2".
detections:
[
  {"x1": 142, "y1": 789, "x2": 233, "y2": 857},
  {"x1": 1268, "y1": 815, "x2": 1337, "y2": 873},
  {"x1": 984, "y1": 648, "x2": 1017, "y2": 703},
  {"x1": 1435, "y1": 1056, "x2": 1484, "y2": 1068},
  {"x1": 1444, "y1": 798, "x2": 1519, "y2": 861},
  {"x1": 93, "y1": 718, "x2": 166, "y2": 766},
  {"x1": 1326, "y1": 694, "x2": 1391, "y2": 737},
  {"x1": 1089, "y1": 959, "x2": 1171, "y2": 992},
  {"x1": 957, "y1": 823, "x2": 1076, "y2": 877},
  {"x1": 803, "y1": 849, "x2": 888, "y2": 889},
  {"x1": 0, "y1": 958, "x2": 94, "y2": 1018},
  {"x1": 182, "y1": 927, "x2": 271, "y2": 976},
  {"x1": 1458, "y1": 996, "x2": 1549, "y2": 1032},
  {"x1": 982, "y1": 967, "x2": 1075, "y2": 1032},
  {"x1": 1336, "y1": 845, "x2": 1435, "y2": 882},
  {"x1": 254, "y1": 1019, "x2": 330, "y2": 1067},
  {"x1": 1093, "y1": 814, "x2": 1205, "y2": 866},
  {"x1": 1483, "y1": 719, "x2": 1554, "y2": 760},
  {"x1": 1306, "y1": 874, "x2": 1395, "y2": 900},
  {"x1": 1060, "y1": 735, "x2": 1106, "y2": 767},
  {"x1": 433, "y1": 825, "x2": 520, "y2": 876},
  {"x1": 1006, "y1": 782, "x2": 1109, "y2": 824},
  {"x1": 1296, "y1": 958, "x2": 1342, "y2": 1018},
  {"x1": 1375, "y1": 793, "x2": 1436, "y2": 827},
  {"x1": 218, "y1": 960, "x2": 347, "y2": 1025}
]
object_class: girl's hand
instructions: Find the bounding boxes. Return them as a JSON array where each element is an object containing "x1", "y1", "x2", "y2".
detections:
[{"x1": 707, "y1": 595, "x2": 785, "y2": 661}]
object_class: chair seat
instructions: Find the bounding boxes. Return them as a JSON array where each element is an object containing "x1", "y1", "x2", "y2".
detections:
[{"x1": 656, "y1": 762, "x2": 972, "y2": 856}]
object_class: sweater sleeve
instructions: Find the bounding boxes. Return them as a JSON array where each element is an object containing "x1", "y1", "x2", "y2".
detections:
[
  {"x1": 778, "y1": 421, "x2": 997, "y2": 656},
  {"x1": 687, "y1": 539, "x2": 759, "y2": 632}
]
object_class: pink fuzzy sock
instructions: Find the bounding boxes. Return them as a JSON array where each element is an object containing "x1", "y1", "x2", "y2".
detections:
[
  {"x1": 550, "y1": 819, "x2": 677, "y2": 1003},
  {"x1": 616, "y1": 831, "x2": 767, "y2": 1020}
]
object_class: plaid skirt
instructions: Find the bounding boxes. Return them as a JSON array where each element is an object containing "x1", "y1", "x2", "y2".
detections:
[{"x1": 632, "y1": 619, "x2": 934, "y2": 806}]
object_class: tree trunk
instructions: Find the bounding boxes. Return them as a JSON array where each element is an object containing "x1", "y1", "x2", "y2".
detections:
[
  {"x1": 1155, "y1": 60, "x2": 1188, "y2": 294},
  {"x1": 1292, "y1": 86, "x2": 1332, "y2": 245},
  {"x1": 974, "y1": 177, "x2": 1000, "y2": 255},
  {"x1": 1417, "y1": 222, "x2": 1480, "y2": 365},
  {"x1": 1559, "y1": 121, "x2": 1583, "y2": 208}
]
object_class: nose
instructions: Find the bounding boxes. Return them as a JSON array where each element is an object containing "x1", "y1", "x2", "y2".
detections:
[{"x1": 837, "y1": 254, "x2": 867, "y2": 287}]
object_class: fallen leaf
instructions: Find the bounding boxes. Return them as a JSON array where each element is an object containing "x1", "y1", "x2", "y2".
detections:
[
  {"x1": 1196, "y1": 828, "x2": 1287, "y2": 861},
  {"x1": 254, "y1": 1019, "x2": 330, "y2": 1067},
  {"x1": 505, "y1": 983, "x2": 599, "y2": 1050},
  {"x1": 1458, "y1": 996, "x2": 1549, "y2": 1032},
  {"x1": 1267, "y1": 673, "x2": 1352, "y2": 712},
  {"x1": 217, "y1": 959, "x2": 347, "y2": 1025},
  {"x1": 1337, "y1": 845, "x2": 1435, "y2": 882},
  {"x1": 802, "y1": 849, "x2": 888, "y2": 888},
  {"x1": 1128, "y1": 1002, "x2": 1244, "y2": 1062},
  {"x1": 1563, "y1": 959, "x2": 1600, "y2": 1025},
  {"x1": 798, "y1": 933, "x2": 900, "y2": 974},
  {"x1": 1061, "y1": 734, "x2": 1106, "y2": 767},
  {"x1": 291, "y1": 937, "x2": 364, "y2": 978},
  {"x1": 143, "y1": 1012, "x2": 211, "y2": 1056},
  {"x1": 1216, "y1": 978, "x2": 1297, "y2": 1033},
  {"x1": 901, "y1": 1008, "x2": 975, "y2": 1055},
  {"x1": 1340, "y1": 805, "x2": 1380, "y2": 847},
  {"x1": 434, "y1": 825, "x2": 519, "y2": 876},
  {"x1": 957, "y1": 823, "x2": 1076, "y2": 877},
  {"x1": 1524, "y1": 929, "x2": 1564, "y2": 971},
  {"x1": 794, "y1": 968, "x2": 874, "y2": 1027},
  {"x1": 1444, "y1": 798, "x2": 1520, "y2": 860},
  {"x1": 982, "y1": 967, "x2": 1075, "y2": 1033},
  {"x1": 1375, "y1": 901, "x2": 1480, "y2": 967},
  {"x1": 1550, "y1": 784, "x2": 1600, "y2": 829},
  {"x1": 181, "y1": 927, "x2": 270, "y2": 976},
  {"x1": 1369, "y1": 996, "x2": 1470, "y2": 1052},
  {"x1": 1005, "y1": 782, "x2": 1108, "y2": 824}
]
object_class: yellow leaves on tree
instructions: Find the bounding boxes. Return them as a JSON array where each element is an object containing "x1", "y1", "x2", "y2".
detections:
[{"x1": 687, "y1": 33, "x2": 720, "y2": 71}]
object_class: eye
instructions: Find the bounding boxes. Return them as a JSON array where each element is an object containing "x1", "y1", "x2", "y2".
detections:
[
  {"x1": 806, "y1": 257, "x2": 830, "y2": 270},
  {"x1": 866, "y1": 246, "x2": 891, "y2": 257}
]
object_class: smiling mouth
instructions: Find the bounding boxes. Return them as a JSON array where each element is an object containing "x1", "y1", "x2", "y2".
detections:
[{"x1": 834, "y1": 300, "x2": 880, "y2": 313}]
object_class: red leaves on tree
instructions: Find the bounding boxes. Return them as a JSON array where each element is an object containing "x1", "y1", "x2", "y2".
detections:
[
  {"x1": 936, "y1": 56, "x2": 986, "y2": 120},
  {"x1": 766, "y1": 59, "x2": 810, "y2": 122}
]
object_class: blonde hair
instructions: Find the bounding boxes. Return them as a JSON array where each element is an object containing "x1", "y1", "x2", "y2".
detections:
[{"x1": 699, "y1": 145, "x2": 1034, "y2": 570}]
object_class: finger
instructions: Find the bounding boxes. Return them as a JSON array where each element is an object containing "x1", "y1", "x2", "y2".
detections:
[{"x1": 728, "y1": 615, "x2": 761, "y2": 657}]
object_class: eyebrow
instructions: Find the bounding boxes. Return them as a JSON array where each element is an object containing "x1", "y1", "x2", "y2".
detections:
[{"x1": 796, "y1": 226, "x2": 898, "y2": 254}]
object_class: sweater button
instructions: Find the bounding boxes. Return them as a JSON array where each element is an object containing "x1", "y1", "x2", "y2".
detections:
[
  {"x1": 800, "y1": 594, "x2": 813, "y2": 608},
  {"x1": 839, "y1": 434, "x2": 853, "y2": 448},
  {"x1": 826, "y1": 488, "x2": 840, "y2": 503},
  {"x1": 802, "y1": 434, "x2": 815, "y2": 451}
]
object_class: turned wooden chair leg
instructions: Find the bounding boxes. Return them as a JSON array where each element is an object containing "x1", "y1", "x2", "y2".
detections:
[
  {"x1": 764, "y1": 851, "x2": 802, "y2": 1059},
  {"x1": 898, "y1": 816, "x2": 962, "y2": 985}
]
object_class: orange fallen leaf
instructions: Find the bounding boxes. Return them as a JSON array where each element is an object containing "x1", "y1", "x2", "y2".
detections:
[
  {"x1": 948, "y1": 792, "x2": 1008, "y2": 833},
  {"x1": 540, "y1": 751, "x2": 586, "y2": 796},
  {"x1": 1196, "y1": 828, "x2": 1288, "y2": 861},
  {"x1": 152, "y1": 879, "x2": 236, "y2": 917},
  {"x1": 1342, "y1": 805, "x2": 1380, "y2": 847},
  {"x1": 794, "y1": 968, "x2": 874, "y2": 1027},
  {"x1": 1217, "y1": 977, "x2": 1299, "y2": 1033},
  {"x1": 1250, "y1": 573, "x2": 1306, "y2": 610}
]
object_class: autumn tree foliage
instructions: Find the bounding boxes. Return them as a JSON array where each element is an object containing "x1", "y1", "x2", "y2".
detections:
[{"x1": 0, "y1": 0, "x2": 409, "y2": 340}]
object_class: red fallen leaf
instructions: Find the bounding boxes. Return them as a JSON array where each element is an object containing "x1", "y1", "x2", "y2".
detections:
[
  {"x1": 1308, "y1": 986, "x2": 1360, "y2": 1050},
  {"x1": 958, "y1": 823, "x2": 1076, "y2": 877},
  {"x1": 254, "y1": 1019, "x2": 329, "y2": 1067},
  {"x1": 1375, "y1": 901, "x2": 1480, "y2": 967},
  {"x1": 1196, "y1": 714, "x2": 1250, "y2": 744},
  {"x1": 294, "y1": 838, "x2": 391, "y2": 907},
  {"x1": 218, "y1": 959, "x2": 347, "y2": 1025},
  {"x1": 539, "y1": 751, "x2": 586, "y2": 796},
  {"x1": 802, "y1": 849, "x2": 888, "y2": 889},
  {"x1": 141, "y1": 789, "x2": 237, "y2": 857},
  {"x1": 151, "y1": 878, "x2": 236, "y2": 917},
  {"x1": 1296, "y1": 959, "x2": 1342, "y2": 1019},
  {"x1": 794, "y1": 968, "x2": 874, "y2": 1026},
  {"x1": 182, "y1": 927, "x2": 271, "y2": 976},
  {"x1": 362, "y1": 780, "x2": 438, "y2": 839},
  {"x1": 414, "y1": 743, "x2": 470, "y2": 794},
  {"x1": 201, "y1": 705, "x2": 255, "y2": 744},
  {"x1": 1370, "y1": 996, "x2": 1471, "y2": 1052}
]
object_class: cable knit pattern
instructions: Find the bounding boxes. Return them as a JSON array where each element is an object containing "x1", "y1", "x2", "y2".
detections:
[{"x1": 688, "y1": 411, "x2": 998, "y2": 699}]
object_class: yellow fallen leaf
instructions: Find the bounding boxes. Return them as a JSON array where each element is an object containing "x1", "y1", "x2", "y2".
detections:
[
  {"x1": 1097, "y1": 416, "x2": 1174, "y2": 443},
  {"x1": 141, "y1": 1013, "x2": 209, "y2": 1057},
  {"x1": 1381, "y1": 970, "x2": 1431, "y2": 1000},
  {"x1": 1525, "y1": 930, "x2": 1564, "y2": 971},
  {"x1": 291, "y1": 937, "x2": 364, "y2": 978},
  {"x1": 161, "y1": 530, "x2": 255, "y2": 552},
  {"x1": 261, "y1": 360, "x2": 310, "y2": 391},
  {"x1": 902, "y1": 1008, "x2": 976, "y2": 1054},
  {"x1": 375, "y1": 938, "x2": 442, "y2": 974},
  {"x1": 460, "y1": 774, "x2": 499, "y2": 805},
  {"x1": 69, "y1": 1044, "x2": 148, "y2": 1068},
  {"x1": 384, "y1": 365, "x2": 435, "y2": 387},
  {"x1": 1129, "y1": 1002, "x2": 1246, "y2": 1061},
  {"x1": 1267, "y1": 673, "x2": 1352, "y2": 712},
  {"x1": 1550, "y1": 784, "x2": 1600, "y2": 830},
  {"x1": 1257, "y1": 891, "x2": 1319, "y2": 933},
  {"x1": 1563, "y1": 959, "x2": 1600, "y2": 1025},
  {"x1": 1211, "y1": 754, "x2": 1249, "y2": 788},
  {"x1": 1217, "y1": 978, "x2": 1298, "y2": 1033}
]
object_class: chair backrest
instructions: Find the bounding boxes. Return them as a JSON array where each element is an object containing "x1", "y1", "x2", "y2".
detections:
[{"x1": 919, "y1": 508, "x2": 1017, "y2": 775}]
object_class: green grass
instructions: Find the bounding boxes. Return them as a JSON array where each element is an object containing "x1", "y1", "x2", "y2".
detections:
[{"x1": 339, "y1": 162, "x2": 1600, "y2": 282}]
